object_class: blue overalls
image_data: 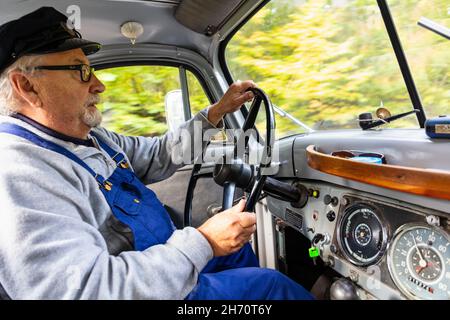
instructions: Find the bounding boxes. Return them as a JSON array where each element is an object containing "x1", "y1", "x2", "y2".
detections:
[{"x1": 0, "y1": 123, "x2": 313, "y2": 300}]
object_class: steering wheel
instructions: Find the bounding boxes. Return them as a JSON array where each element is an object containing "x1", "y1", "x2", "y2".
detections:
[{"x1": 183, "y1": 87, "x2": 275, "y2": 226}]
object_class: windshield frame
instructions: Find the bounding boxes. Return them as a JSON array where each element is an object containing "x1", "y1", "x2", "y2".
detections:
[{"x1": 377, "y1": 0, "x2": 426, "y2": 127}]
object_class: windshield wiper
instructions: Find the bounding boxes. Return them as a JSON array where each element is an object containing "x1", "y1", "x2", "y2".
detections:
[
  {"x1": 418, "y1": 17, "x2": 450, "y2": 40},
  {"x1": 272, "y1": 104, "x2": 314, "y2": 133}
]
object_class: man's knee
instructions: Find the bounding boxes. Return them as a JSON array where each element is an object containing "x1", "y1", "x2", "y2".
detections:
[
  {"x1": 251, "y1": 268, "x2": 314, "y2": 300},
  {"x1": 257, "y1": 268, "x2": 291, "y2": 285},
  {"x1": 242, "y1": 267, "x2": 293, "y2": 289}
]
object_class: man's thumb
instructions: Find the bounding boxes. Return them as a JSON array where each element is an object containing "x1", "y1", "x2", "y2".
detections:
[{"x1": 233, "y1": 198, "x2": 246, "y2": 212}]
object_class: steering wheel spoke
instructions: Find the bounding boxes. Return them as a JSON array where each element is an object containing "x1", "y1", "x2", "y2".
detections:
[{"x1": 244, "y1": 174, "x2": 267, "y2": 212}]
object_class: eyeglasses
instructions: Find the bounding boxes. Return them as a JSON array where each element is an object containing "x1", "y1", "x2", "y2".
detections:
[
  {"x1": 331, "y1": 150, "x2": 386, "y2": 164},
  {"x1": 33, "y1": 64, "x2": 95, "y2": 82}
]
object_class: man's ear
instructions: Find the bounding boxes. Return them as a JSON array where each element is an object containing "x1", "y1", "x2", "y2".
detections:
[{"x1": 9, "y1": 71, "x2": 42, "y2": 108}]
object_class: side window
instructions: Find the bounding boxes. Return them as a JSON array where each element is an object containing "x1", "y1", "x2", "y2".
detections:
[
  {"x1": 187, "y1": 70, "x2": 211, "y2": 116},
  {"x1": 187, "y1": 70, "x2": 227, "y2": 142},
  {"x1": 95, "y1": 65, "x2": 211, "y2": 137}
]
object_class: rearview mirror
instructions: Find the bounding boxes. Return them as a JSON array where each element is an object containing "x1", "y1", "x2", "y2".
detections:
[{"x1": 164, "y1": 89, "x2": 187, "y2": 131}]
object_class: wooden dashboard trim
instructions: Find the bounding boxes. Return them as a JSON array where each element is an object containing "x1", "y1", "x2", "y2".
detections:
[{"x1": 306, "y1": 145, "x2": 450, "y2": 201}]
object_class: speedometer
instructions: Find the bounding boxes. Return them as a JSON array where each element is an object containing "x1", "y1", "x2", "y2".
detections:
[
  {"x1": 388, "y1": 224, "x2": 450, "y2": 300},
  {"x1": 338, "y1": 204, "x2": 387, "y2": 266}
]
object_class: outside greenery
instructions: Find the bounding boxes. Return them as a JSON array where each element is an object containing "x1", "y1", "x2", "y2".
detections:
[
  {"x1": 97, "y1": 0, "x2": 449, "y2": 138},
  {"x1": 227, "y1": 0, "x2": 449, "y2": 137},
  {"x1": 96, "y1": 66, "x2": 209, "y2": 136}
]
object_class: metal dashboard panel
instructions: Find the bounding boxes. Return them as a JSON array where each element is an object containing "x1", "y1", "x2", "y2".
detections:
[
  {"x1": 289, "y1": 129, "x2": 450, "y2": 213},
  {"x1": 266, "y1": 181, "x2": 449, "y2": 299},
  {"x1": 293, "y1": 129, "x2": 450, "y2": 171}
]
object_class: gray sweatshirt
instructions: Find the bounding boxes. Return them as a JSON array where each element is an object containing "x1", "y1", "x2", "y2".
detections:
[{"x1": 0, "y1": 110, "x2": 218, "y2": 299}]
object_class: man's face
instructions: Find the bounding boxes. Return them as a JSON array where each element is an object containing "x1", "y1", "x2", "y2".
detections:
[{"x1": 31, "y1": 48, "x2": 105, "y2": 132}]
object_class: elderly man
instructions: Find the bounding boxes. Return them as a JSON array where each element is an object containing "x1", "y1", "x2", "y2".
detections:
[{"x1": 0, "y1": 7, "x2": 313, "y2": 300}]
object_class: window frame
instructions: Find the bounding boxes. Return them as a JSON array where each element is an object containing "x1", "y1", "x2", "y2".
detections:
[
  {"x1": 216, "y1": 0, "x2": 270, "y2": 144},
  {"x1": 217, "y1": 0, "x2": 271, "y2": 121}
]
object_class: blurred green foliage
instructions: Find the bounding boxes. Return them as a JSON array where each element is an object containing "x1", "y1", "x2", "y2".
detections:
[
  {"x1": 96, "y1": 66, "x2": 209, "y2": 137},
  {"x1": 227, "y1": 0, "x2": 449, "y2": 137},
  {"x1": 97, "y1": 0, "x2": 449, "y2": 139},
  {"x1": 97, "y1": 66, "x2": 178, "y2": 137},
  {"x1": 188, "y1": 71, "x2": 211, "y2": 116}
]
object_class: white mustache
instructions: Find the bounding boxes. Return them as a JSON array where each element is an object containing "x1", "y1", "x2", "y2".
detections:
[{"x1": 85, "y1": 95, "x2": 100, "y2": 107}]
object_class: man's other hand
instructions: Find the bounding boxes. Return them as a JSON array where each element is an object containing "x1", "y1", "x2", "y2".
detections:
[
  {"x1": 207, "y1": 80, "x2": 256, "y2": 126},
  {"x1": 197, "y1": 199, "x2": 256, "y2": 256}
]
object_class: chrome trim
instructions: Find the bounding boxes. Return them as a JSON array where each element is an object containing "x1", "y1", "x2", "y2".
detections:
[{"x1": 337, "y1": 201, "x2": 389, "y2": 267}]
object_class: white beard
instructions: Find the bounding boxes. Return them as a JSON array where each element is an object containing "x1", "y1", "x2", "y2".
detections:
[{"x1": 82, "y1": 106, "x2": 102, "y2": 128}]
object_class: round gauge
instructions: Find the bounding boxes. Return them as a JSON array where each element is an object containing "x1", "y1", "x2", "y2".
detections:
[
  {"x1": 388, "y1": 224, "x2": 450, "y2": 300},
  {"x1": 338, "y1": 204, "x2": 387, "y2": 266}
]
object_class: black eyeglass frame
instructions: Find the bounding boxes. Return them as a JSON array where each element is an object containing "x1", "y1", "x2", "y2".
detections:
[{"x1": 32, "y1": 64, "x2": 94, "y2": 82}]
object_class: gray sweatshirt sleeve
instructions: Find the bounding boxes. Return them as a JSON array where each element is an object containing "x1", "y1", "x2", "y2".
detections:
[
  {"x1": 0, "y1": 141, "x2": 213, "y2": 299},
  {"x1": 95, "y1": 108, "x2": 223, "y2": 184}
]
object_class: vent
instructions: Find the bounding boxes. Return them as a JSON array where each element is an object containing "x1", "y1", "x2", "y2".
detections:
[{"x1": 285, "y1": 208, "x2": 303, "y2": 231}]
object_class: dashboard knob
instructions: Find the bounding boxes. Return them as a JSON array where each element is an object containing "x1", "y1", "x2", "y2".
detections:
[
  {"x1": 326, "y1": 210, "x2": 336, "y2": 222},
  {"x1": 324, "y1": 194, "x2": 332, "y2": 205},
  {"x1": 331, "y1": 196, "x2": 339, "y2": 207},
  {"x1": 330, "y1": 278, "x2": 360, "y2": 300}
]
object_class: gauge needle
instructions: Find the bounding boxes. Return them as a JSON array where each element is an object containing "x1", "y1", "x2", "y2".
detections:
[
  {"x1": 416, "y1": 265, "x2": 425, "y2": 274},
  {"x1": 412, "y1": 234, "x2": 427, "y2": 268}
]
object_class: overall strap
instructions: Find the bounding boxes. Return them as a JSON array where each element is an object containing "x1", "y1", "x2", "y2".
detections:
[
  {"x1": 90, "y1": 132, "x2": 127, "y2": 167},
  {"x1": 0, "y1": 123, "x2": 106, "y2": 185}
]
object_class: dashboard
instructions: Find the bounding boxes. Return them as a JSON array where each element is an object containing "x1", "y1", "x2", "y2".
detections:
[
  {"x1": 267, "y1": 181, "x2": 449, "y2": 300},
  {"x1": 265, "y1": 129, "x2": 450, "y2": 300}
]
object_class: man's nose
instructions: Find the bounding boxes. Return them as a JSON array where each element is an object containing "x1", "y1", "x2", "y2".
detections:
[{"x1": 89, "y1": 74, "x2": 106, "y2": 94}]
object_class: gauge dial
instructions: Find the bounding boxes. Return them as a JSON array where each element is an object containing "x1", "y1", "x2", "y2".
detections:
[
  {"x1": 388, "y1": 225, "x2": 450, "y2": 300},
  {"x1": 411, "y1": 247, "x2": 441, "y2": 281},
  {"x1": 339, "y1": 204, "x2": 387, "y2": 266}
]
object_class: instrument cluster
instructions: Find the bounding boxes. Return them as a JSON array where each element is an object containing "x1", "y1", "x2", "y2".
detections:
[
  {"x1": 266, "y1": 181, "x2": 449, "y2": 300},
  {"x1": 336, "y1": 196, "x2": 449, "y2": 300}
]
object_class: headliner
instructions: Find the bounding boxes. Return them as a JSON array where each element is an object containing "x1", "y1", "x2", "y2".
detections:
[{"x1": 0, "y1": 0, "x2": 260, "y2": 61}]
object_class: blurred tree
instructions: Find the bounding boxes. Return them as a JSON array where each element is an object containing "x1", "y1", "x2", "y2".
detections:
[
  {"x1": 96, "y1": 66, "x2": 180, "y2": 137},
  {"x1": 227, "y1": 0, "x2": 449, "y2": 136},
  {"x1": 187, "y1": 70, "x2": 211, "y2": 115}
]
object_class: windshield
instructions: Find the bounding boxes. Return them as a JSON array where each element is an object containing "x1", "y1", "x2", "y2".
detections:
[{"x1": 225, "y1": 0, "x2": 449, "y2": 137}]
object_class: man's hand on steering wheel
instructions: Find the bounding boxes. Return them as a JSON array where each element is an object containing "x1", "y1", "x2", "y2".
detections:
[
  {"x1": 197, "y1": 199, "x2": 256, "y2": 257},
  {"x1": 184, "y1": 80, "x2": 275, "y2": 228},
  {"x1": 207, "y1": 80, "x2": 256, "y2": 126}
]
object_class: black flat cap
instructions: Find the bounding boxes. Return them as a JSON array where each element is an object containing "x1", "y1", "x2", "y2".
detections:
[{"x1": 0, "y1": 7, "x2": 101, "y2": 72}]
